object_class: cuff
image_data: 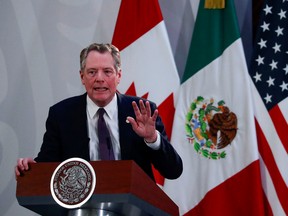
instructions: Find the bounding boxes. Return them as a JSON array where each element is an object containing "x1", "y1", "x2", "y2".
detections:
[{"x1": 144, "y1": 131, "x2": 161, "y2": 150}]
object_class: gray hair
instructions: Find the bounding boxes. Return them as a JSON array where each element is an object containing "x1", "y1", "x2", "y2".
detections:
[{"x1": 80, "y1": 43, "x2": 121, "y2": 71}]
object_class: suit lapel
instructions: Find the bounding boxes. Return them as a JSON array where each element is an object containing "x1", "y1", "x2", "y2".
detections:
[
  {"x1": 117, "y1": 93, "x2": 133, "y2": 159},
  {"x1": 73, "y1": 93, "x2": 90, "y2": 160}
]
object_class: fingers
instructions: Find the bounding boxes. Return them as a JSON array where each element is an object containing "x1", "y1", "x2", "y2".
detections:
[
  {"x1": 15, "y1": 160, "x2": 23, "y2": 179},
  {"x1": 127, "y1": 100, "x2": 158, "y2": 139},
  {"x1": 140, "y1": 100, "x2": 152, "y2": 117},
  {"x1": 131, "y1": 100, "x2": 152, "y2": 118},
  {"x1": 17, "y1": 158, "x2": 29, "y2": 171},
  {"x1": 151, "y1": 108, "x2": 159, "y2": 121},
  {"x1": 143, "y1": 101, "x2": 151, "y2": 117},
  {"x1": 131, "y1": 101, "x2": 141, "y2": 117},
  {"x1": 129, "y1": 100, "x2": 158, "y2": 124},
  {"x1": 138, "y1": 100, "x2": 147, "y2": 116},
  {"x1": 15, "y1": 158, "x2": 36, "y2": 178},
  {"x1": 15, "y1": 166, "x2": 21, "y2": 177},
  {"x1": 126, "y1": 116, "x2": 137, "y2": 130}
]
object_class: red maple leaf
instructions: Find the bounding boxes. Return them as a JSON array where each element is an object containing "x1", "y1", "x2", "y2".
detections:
[{"x1": 124, "y1": 82, "x2": 149, "y2": 99}]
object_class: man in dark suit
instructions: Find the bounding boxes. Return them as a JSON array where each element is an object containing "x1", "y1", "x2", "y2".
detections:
[{"x1": 15, "y1": 43, "x2": 182, "y2": 181}]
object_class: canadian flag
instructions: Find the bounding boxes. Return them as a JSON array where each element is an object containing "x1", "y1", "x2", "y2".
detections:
[{"x1": 111, "y1": 0, "x2": 180, "y2": 184}]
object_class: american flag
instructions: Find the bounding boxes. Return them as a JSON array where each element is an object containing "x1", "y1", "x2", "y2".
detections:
[{"x1": 249, "y1": 0, "x2": 288, "y2": 214}]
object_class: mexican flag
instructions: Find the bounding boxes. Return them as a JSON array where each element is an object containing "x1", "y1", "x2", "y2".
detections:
[
  {"x1": 112, "y1": 0, "x2": 180, "y2": 185},
  {"x1": 163, "y1": 0, "x2": 267, "y2": 215}
]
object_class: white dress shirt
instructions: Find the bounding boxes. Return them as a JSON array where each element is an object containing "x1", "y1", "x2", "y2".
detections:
[{"x1": 86, "y1": 94, "x2": 160, "y2": 161}]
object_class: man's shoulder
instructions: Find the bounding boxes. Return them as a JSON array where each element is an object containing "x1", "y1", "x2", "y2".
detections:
[
  {"x1": 117, "y1": 93, "x2": 140, "y2": 102},
  {"x1": 117, "y1": 93, "x2": 157, "y2": 112},
  {"x1": 117, "y1": 93, "x2": 154, "y2": 104},
  {"x1": 51, "y1": 93, "x2": 86, "y2": 110}
]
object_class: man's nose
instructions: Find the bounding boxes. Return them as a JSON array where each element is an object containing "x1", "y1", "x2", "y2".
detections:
[{"x1": 95, "y1": 71, "x2": 105, "y2": 80}]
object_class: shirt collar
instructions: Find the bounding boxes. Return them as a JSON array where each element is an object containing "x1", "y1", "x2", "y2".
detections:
[{"x1": 87, "y1": 94, "x2": 117, "y2": 119}]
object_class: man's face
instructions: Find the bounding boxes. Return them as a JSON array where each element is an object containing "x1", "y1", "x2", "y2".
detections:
[{"x1": 80, "y1": 50, "x2": 121, "y2": 107}]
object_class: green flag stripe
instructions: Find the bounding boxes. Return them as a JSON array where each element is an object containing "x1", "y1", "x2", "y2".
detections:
[{"x1": 181, "y1": 0, "x2": 240, "y2": 84}]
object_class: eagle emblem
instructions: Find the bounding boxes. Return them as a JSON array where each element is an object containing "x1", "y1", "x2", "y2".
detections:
[
  {"x1": 186, "y1": 96, "x2": 238, "y2": 159},
  {"x1": 50, "y1": 158, "x2": 96, "y2": 209}
]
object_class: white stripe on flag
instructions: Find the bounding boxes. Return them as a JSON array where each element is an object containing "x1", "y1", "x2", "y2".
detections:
[{"x1": 119, "y1": 21, "x2": 179, "y2": 105}]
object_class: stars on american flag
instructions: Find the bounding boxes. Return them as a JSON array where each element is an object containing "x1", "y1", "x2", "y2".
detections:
[
  {"x1": 260, "y1": 21, "x2": 270, "y2": 31},
  {"x1": 284, "y1": 64, "x2": 288, "y2": 74},
  {"x1": 280, "y1": 81, "x2": 288, "y2": 91},
  {"x1": 263, "y1": 5, "x2": 272, "y2": 15},
  {"x1": 278, "y1": 9, "x2": 286, "y2": 19},
  {"x1": 272, "y1": 43, "x2": 281, "y2": 53},
  {"x1": 267, "y1": 76, "x2": 275, "y2": 86},
  {"x1": 275, "y1": 26, "x2": 284, "y2": 36},
  {"x1": 250, "y1": 0, "x2": 288, "y2": 110},
  {"x1": 254, "y1": 72, "x2": 262, "y2": 82},
  {"x1": 264, "y1": 93, "x2": 272, "y2": 103},
  {"x1": 258, "y1": 38, "x2": 267, "y2": 48},
  {"x1": 255, "y1": 55, "x2": 264, "y2": 65},
  {"x1": 269, "y1": 60, "x2": 278, "y2": 70}
]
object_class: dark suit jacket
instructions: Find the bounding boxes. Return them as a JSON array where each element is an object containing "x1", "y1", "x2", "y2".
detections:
[{"x1": 35, "y1": 93, "x2": 182, "y2": 180}]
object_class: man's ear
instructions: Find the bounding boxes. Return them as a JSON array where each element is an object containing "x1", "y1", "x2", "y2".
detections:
[
  {"x1": 117, "y1": 69, "x2": 122, "y2": 84},
  {"x1": 80, "y1": 70, "x2": 85, "y2": 84}
]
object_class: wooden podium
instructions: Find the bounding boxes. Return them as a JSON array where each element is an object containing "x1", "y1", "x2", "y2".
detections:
[{"x1": 16, "y1": 160, "x2": 179, "y2": 216}]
